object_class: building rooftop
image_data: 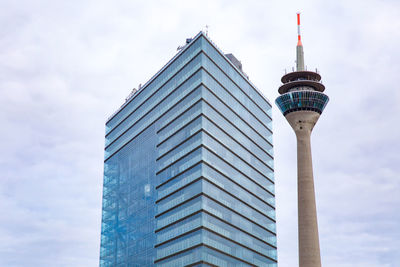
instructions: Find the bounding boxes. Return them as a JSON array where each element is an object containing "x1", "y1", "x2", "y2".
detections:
[{"x1": 107, "y1": 31, "x2": 270, "y2": 123}]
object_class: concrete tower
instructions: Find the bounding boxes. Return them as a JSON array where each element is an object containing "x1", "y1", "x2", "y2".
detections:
[{"x1": 275, "y1": 13, "x2": 329, "y2": 267}]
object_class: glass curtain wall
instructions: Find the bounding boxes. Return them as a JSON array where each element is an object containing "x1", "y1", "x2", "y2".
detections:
[{"x1": 100, "y1": 33, "x2": 276, "y2": 267}]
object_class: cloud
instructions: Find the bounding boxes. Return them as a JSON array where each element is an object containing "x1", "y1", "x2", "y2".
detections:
[{"x1": 0, "y1": 0, "x2": 399, "y2": 266}]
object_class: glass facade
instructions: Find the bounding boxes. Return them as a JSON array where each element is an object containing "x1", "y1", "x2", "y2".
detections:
[
  {"x1": 100, "y1": 32, "x2": 276, "y2": 266},
  {"x1": 275, "y1": 90, "x2": 329, "y2": 116}
]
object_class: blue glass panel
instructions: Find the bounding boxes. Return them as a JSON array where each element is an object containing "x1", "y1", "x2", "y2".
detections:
[
  {"x1": 156, "y1": 84, "x2": 203, "y2": 133},
  {"x1": 203, "y1": 90, "x2": 273, "y2": 155},
  {"x1": 202, "y1": 119, "x2": 273, "y2": 171},
  {"x1": 202, "y1": 56, "x2": 272, "y2": 133},
  {"x1": 105, "y1": 68, "x2": 203, "y2": 159},
  {"x1": 157, "y1": 163, "x2": 202, "y2": 200},
  {"x1": 156, "y1": 229, "x2": 202, "y2": 260},
  {"x1": 156, "y1": 179, "x2": 202, "y2": 215},
  {"x1": 275, "y1": 90, "x2": 329, "y2": 115},
  {"x1": 203, "y1": 181, "x2": 275, "y2": 232},
  {"x1": 156, "y1": 147, "x2": 203, "y2": 186},
  {"x1": 157, "y1": 116, "x2": 202, "y2": 158},
  {"x1": 157, "y1": 101, "x2": 202, "y2": 144},
  {"x1": 157, "y1": 132, "x2": 203, "y2": 173},
  {"x1": 201, "y1": 246, "x2": 255, "y2": 267},
  {"x1": 106, "y1": 36, "x2": 204, "y2": 132},
  {"x1": 100, "y1": 125, "x2": 157, "y2": 266},
  {"x1": 202, "y1": 148, "x2": 274, "y2": 201},
  {"x1": 202, "y1": 114, "x2": 273, "y2": 168},
  {"x1": 201, "y1": 38, "x2": 272, "y2": 117},
  {"x1": 203, "y1": 213, "x2": 276, "y2": 258},
  {"x1": 156, "y1": 213, "x2": 202, "y2": 245},
  {"x1": 203, "y1": 230, "x2": 276, "y2": 265},
  {"x1": 155, "y1": 246, "x2": 202, "y2": 266},
  {"x1": 106, "y1": 65, "x2": 203, "y2": 146},
  {"x1": 203, "y1": 133, "x2": 274, "y2": 188},
  {"x1": 156, "y1": 196, "x2": 203, "y2": 230},
  {"x1": 203, "y1": 196, "x2": 276, "y2": 238},
  {"x1": 202, "y1": 164, "x2": 275, "y2": 219}
]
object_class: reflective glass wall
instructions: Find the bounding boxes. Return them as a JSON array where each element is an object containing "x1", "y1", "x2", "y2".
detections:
[{"x1": 100, "y1": 33, "x2": 276, "y2": 267}]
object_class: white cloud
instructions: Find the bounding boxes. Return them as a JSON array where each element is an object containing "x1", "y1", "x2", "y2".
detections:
[{"x1": 1, "y1": 0, "x2": 399, "y2": 266}]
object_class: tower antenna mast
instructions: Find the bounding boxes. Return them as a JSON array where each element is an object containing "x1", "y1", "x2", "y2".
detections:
[
  {"x1": 296, "y1": 12, "x2": 305, "y2": 71},
  {"x1": 297, "y1": 12, "x2": 302, "y2": 46}
]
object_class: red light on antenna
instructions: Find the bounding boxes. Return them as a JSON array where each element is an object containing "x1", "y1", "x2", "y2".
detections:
[{"x1": 297, "y1": 13, "x2": 301, "y2": 25}]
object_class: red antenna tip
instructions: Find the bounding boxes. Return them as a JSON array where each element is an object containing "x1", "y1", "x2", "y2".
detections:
[{"x1": 297, "y1": 12, "x2": 302, "y2": 46}]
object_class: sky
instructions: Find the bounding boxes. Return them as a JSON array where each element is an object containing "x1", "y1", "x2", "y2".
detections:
[{"x1": 1, "y1": 0, "x2": 399, "y2": 266}]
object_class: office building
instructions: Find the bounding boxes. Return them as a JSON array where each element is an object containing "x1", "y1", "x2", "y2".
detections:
[
  {"x1": 275, "y1": 14, "x2": 329, "y2": 267},
  {"x1": 100, "y1": 31, "x2": 276, "y2": 266}
]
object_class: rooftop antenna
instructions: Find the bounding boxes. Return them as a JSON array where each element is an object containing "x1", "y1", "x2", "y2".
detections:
[
  {"x1": 205, "y1": 25, "x2": 209, "y2": 36},
  {"x1": 296, "y1": 12, "x2": 305, "y2": 71}
]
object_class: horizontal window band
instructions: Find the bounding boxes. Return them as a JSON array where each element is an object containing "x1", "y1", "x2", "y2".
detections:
[
  {"x1": 155, "y1": 193, "x2": 202, "y2": 219},
  {"x1": 156, "y1": 160, "x2": 202, "y2": 189},
  {"x1": 283, "y1": 107, "x2": 322, "y2": 115},
  {"x1": 201, "y1": 104, "x2": 274, "y2": 168},
  {"x1": 155, "y1": 209, "x2": 203, "y2": 233},
  {"x1": 106, "y1": 65, "x2": 203, "y2": 147},
  {"x1": 202, "y1": 145, "x2": 275, "y2": 195},
  {"x1": 159, "y1": 123, "x2": 274, "y2": 184},
  {"x1": 201, "y1": 36, "x2": 272, "y2": 111},
  {"x1": 156, "y1": 90, "x2": 203, "y2": 135},
  {"x1": 116, "y1": 34, "x2": 271, "y2": 138},
  {"x1": 156, "y1": 145, "x2": 203, "y2": 175},
  {"x1": 156, "y1": 158, "x2": 274, "y2": 210},
  {"x1": 107, "y1": 42, "x2": 274, "y2": 141},
  {"x1": 156, "y1": 176, "x2": 203, "y2": 204},
  {"x1": 202, "y1": 60, "x2": 272, "y2": 133},
  {"x1": 201, "y1": 127, "x2": 274, "y2": 178},
  {"x1": 201, "y1": 86, "x2": 273, "y2": 149},
  {"x1": 156, "y1": 119, "x2": 203, "y2": 160},
  {"x1": 156, "y1": 130, "x2": 203, "y2": 164},
  {"x1": 155, "y1": 142, "x2": 275, "y2": 196},
  {"x1": 201, "y1": 209, "x2": 276, "y2": 248},
  {"x1": 155, "y1": 193, "x2": 275, "y2": 234},
  {"x1": 154, "y1": 226, "x2": 276, "y2": 262},
  {"x1": 104, "y1": 87, "x2": 202, "y2": 162},
  {"x1": 185, "y1": 261, "x2": 217, "y2": 267},
  {"x1": 155, "y1": 176, "x2": 274, "y2": 222},
  {"x1": 154, "y1": 242, "x2": 263, "y2": 266},
  {"x1": 156, "y1": 100, "x2": 274, "y2": 171},
  {"x1": 106, "y1": 42, "x2": 203, "y2": 129},
  {"x1": 153, "y1": 243, "x2": 203, "y2": 264},
  {"x1": 156, "y1": 112, "x2": 202, "y2": 148},
  {"x1": 203, "y1": 193, "x2": 276, "y2": 231},
  {"x1": 157, "y1": 127, "x2": 273, "y2": 184},
  {"x1": 154, "y1": 208, "x2": 276, "y2": 249},
  {"x1": 202, "y1": 176, "x2": 275, "y2": 218},
  {"x1": 155, "y1": 226, "x2": 202, "y2": 248},
  {"x1": 104, "y1": 71, "x2": 274, "y2": 162},
  {"x1": 202, "y1": 159, "x2": 274, "y2": 199},
  {"x1": 203, "y1": 227, "x2": 276, "y2": 260},
  {"x1": 202, "y1": 112, "x2": 273, "y2": 161}
]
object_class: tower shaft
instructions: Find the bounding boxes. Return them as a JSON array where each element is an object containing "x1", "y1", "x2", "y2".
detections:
[{"x1": 286, "y1": 111, "x2": 321, "y2": 267}]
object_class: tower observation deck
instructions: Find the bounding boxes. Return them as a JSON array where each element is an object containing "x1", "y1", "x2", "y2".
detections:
[{"x1": 275, "y1": 13, "x2": 329, "y2": 267}]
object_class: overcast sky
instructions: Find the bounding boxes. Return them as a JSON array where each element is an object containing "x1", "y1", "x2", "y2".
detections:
[{"x1": 1, "y1": 0, "x2": 399, "y2": 266}]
